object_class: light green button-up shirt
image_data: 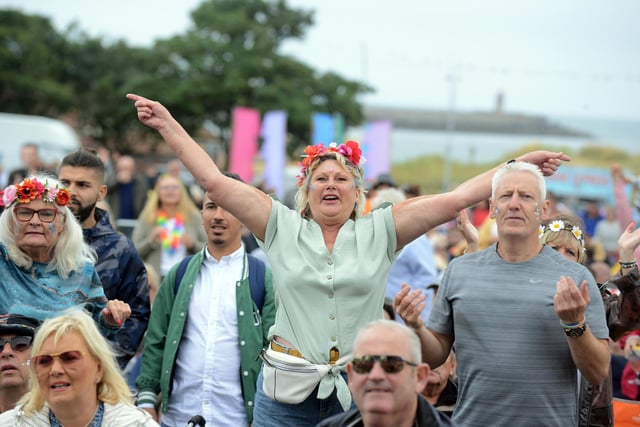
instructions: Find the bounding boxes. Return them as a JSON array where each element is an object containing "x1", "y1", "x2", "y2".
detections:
[{"x1": 257, "y1": 200, "x2": 397, "y2": 408}]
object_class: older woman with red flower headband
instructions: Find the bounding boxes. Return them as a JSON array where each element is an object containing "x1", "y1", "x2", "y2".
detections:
[
  {"x1": 0, "y1": 175, "x2": 131, "y2": 333},
  {"x1": 126, "y1": 93, "x2": 570, "y2": 426}
]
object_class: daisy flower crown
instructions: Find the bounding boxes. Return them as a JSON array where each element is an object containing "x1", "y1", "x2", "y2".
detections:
[
  {"x1": 0, "y1": 177, "x2": 71, "y2": 208},
  {"x1": 539, "y1": 219, "x2": 586, "y2": 251},
  {"x1": 296, "y1": 140, "x2": 366, "y2": 187}
]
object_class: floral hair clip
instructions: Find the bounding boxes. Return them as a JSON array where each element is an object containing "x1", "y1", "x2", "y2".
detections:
[
  {"x1": 296, "y1": 140, "x2": 366, "y2": 187},
  {"x1": 538, "y1": 219, "x2": 586, "y2": 251},
  {"x1": 0, "y1": 177, "x2": 71, "y2": 208}
]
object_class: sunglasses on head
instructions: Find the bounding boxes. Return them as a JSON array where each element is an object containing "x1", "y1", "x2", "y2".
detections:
[
  {"x1": 29, "y1": 350, "x2": 85, "y2": 370},
  {"x1": 0, "y1": 336, "x2": 33, "y2": 352},
  {"x1": 351, "y1": 355, "x2": 418, "y2": 374}
]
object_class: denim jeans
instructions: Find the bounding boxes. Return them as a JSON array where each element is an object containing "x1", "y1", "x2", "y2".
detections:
[{"x1": 253, "y1": 370, "x2": 349, "y2": 427}]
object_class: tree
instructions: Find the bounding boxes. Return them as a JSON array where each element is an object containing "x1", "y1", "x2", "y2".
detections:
[
  {"x1": 0, "y1": 10, "x2": 72, "y2": 116},
  {"x1": 126, "y1": 0, "x2": 372, "y2": 157},
  {"x1": 0, "y1": 1, "x2": 372, "y2": 158}
]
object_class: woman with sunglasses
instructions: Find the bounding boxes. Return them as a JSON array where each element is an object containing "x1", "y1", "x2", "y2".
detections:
[
  {"x1": 0, "y1": 176, "x2": 130, "y2": 332},
  {"x1": 0, "y1": 309, "x2": 158, "y2": 426}
]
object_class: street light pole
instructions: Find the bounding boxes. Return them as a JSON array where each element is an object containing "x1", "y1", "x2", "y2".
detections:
[{"x1": 443, "y1": 71, "x2": 458, "y2": 191}]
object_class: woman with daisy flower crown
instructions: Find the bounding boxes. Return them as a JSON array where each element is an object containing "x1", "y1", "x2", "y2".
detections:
[
  {"x1": 539, "y1": 213, "x2": 640, "y2": 427},
  {"x1": 0, "y1": 175, "x2": 131, "y2": 334},
  {"x1": 126, "y1": 93, "x2": 570, "y2": 426}
]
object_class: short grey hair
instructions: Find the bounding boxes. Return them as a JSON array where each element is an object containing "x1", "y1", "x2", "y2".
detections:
[
  {"x1": 491, "y1": 160, "x2": 546, "y2": 202},
  {"x1": 353, "y1": 319, "x2": 421, "y2": 363}
]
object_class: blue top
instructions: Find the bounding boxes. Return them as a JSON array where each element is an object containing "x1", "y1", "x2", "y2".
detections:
[
  {"x1": 386, "y1": 234, "x2": 438, "y2": 323},
  {"x1": 0, "y1": 244, "x2": 107, "y2": 324}
]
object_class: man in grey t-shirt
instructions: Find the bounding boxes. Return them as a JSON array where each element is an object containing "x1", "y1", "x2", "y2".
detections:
[{"x1": 394, "y1": 160, "x2": 610, "y2": 427}]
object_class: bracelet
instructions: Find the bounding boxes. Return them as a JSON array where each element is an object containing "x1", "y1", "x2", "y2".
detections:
[
  {"x1": 619, "y1": 259, "x2": 638, "y2": 269},
  {"x1": 560, "y1": 317, "x2": 585, "y2": 329}
]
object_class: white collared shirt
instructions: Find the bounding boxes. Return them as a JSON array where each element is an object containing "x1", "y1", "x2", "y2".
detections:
[{"x1": 163, "y1": 246, "x2": 246, "y2": 426}]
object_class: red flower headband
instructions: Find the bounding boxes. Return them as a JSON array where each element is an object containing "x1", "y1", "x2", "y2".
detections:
[
  {"x1": 296, "y1": 140, "x2": 366, "y2": 187},
  {"x1": 0, "y1": 177, "x2": 71, "y2": 208}
]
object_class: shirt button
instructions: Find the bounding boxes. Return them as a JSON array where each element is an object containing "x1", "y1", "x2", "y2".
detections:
[
  {"x1": 180, "y1": 312, "x2": 185, "y2": 317},
  {"x1": 248, "y1": 401, "x2": 253, "y2": 407},
  {"x1": 331, "y1": 336, "x2": 337, "y2": 342},
  {"x1": 329, "y1": 314, "x2": 335, "y2": 320},
  {"x1": 240, "y1": 340, "x2": 246, "y2": 346},
  {"x1": 327, "y1": 275, "x2": 332, "y2": 280},
  {"x1": 172, "y1": 340, "x2": 177, "y2": 345},
  {"x1": 328, "y1": 260, "x2": 333, "y2": 265},
  {"x1": 328, "y1": 293, "x2": 334, "y2": 298},
  {"x1": 243, "y1": 371, "x2": 249, "y2": 376},
  {"x1": 239, "y1": 311, "x2": 245, "y2": 316}
]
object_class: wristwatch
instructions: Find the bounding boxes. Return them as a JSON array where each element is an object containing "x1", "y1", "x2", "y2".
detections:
[{"x1": 564, "y1": 323, "x2": 587, "y2": 338}]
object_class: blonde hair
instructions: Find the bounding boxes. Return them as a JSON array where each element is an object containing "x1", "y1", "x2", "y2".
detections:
[
  {"x1": 138, "y1": 174, "x2": 200, "y2": 225},
  {"x1": 295, "y1": 153, "x2": 366, "y2": 220},
  {"x1": 540, "y1": 214, "x2": 587, "y2": 264},
  {"x1": 19, "y1": 310, "x2": 133, "y2": 415}
]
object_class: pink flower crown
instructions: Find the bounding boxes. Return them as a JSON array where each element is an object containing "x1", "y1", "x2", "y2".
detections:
[
  {"x1": 296, "y1": 140, "x2": 366, "y2": 187},
  {"x1": 539, "y1": 219, "x2": 586, "y2": 251},
  {"x1": 0, "y1": 177, "x2": 71, "y2": 208}
]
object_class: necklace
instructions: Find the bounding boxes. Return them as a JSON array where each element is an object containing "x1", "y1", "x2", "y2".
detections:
[{"x1": 49, "y1": 401, "x2": 104, "y2": 427}]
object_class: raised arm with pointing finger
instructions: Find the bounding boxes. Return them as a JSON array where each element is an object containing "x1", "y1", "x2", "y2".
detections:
[{"x1": 126, "y1": 93, "x2": 570, "y2": 426}]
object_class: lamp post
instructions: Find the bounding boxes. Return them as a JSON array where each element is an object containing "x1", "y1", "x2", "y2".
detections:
[{"x1": 443, "y1": 72, "x2": 459, "y2": 191}]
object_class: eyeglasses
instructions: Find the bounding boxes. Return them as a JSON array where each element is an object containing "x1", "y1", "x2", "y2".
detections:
[
  {"x1": 351, "y1": 355, "x2": 418, "y2": 374},
  {"x1": 0, "y1": 336, "x2": 32, "y2": 352},
  {"x1": 29, "y1": 351, "x2": 85, "y2": 371},
  {"x1": 14, "y1": 207, "x2": 59, "y2": 223}
]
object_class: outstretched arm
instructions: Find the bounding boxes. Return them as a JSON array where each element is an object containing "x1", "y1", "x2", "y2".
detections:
[
  {"x1": 392, "y1": 151, "x2": 570, "y2": 250},
  {"x1": 126, "y1": 94, "x2": 272, "y2": 240}
]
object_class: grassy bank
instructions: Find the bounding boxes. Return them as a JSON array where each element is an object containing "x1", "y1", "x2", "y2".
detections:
[{"x1": 391, "y1": 143, "x2": 640, "y2": 195}]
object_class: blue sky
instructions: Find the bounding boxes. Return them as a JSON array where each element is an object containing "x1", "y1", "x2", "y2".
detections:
[{"x1": 2, "y1": 0, "x2": 639, "y2": 119}]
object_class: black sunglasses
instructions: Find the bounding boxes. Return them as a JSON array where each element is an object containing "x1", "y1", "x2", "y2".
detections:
[
  {"x1": 0, "y1": 335, "x2": 33, "y2": 352},
  {"x1": 351, "y1": 355, "x2": 418, "y2": 374}
]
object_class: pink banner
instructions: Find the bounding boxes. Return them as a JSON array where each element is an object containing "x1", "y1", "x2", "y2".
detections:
[
  {"x1": 362, "y1": 120, "x2": 393, "y2": 181},
  {"x1": 229, "y1": 106, "x2": 261, "y2": 183}
]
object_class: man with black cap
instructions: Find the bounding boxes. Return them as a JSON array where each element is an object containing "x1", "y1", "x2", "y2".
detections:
[{"x1": 0, "y1": 314, "x2": 39, "y2": 413}]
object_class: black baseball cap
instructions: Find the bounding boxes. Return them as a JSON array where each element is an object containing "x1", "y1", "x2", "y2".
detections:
[{"x1": 0, "y1": 314, "x2": 40, "y2": 337}]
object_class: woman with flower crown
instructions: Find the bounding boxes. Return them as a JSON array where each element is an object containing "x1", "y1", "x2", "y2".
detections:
[
  {"x1": 132, "y1": 173, "x2": 206, "y2": 278},
  {"x1": 0, "y1": 175, "x2": 131, "y2": 333},
  {"x1": 126, "y1": 93, "x2": 570, "y2": 426}
]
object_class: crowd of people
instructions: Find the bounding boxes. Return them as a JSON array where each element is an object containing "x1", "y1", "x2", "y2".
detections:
[{"x1": 0, "y1": 93, "x2": 639, "y2": 426}]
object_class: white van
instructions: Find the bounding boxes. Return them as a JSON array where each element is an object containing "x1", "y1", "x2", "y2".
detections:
[{"x1": 0, "y1": 112, "x2": 81, "y2": 177}]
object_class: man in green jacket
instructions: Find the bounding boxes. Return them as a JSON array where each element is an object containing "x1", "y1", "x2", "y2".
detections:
[{"x1": 136, "y1": 173, "x2": 275, "y2": 426}]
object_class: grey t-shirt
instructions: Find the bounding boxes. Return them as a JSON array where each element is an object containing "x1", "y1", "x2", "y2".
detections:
[{"x1": 429, "y1": 244, "x2": 608, "y2": 427}]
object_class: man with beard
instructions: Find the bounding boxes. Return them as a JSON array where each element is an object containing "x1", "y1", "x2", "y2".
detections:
[
  {"x1": 58, "y1": 148, "x2": 150, "y2": 368},
  {"x1": 0, "y1": 315, "x2": 39, "y2": 413},
  {"x1": 136, "y1": 173, "x2": 275, "y2": 426}
]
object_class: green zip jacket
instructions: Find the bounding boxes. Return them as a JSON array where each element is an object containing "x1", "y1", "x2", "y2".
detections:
[{"x1": 136, "y1": 247, "x2": 275, "y2": 424}]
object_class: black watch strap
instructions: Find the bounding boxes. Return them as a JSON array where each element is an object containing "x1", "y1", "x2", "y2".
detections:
[{"x1": 564, "y1": 323, "x2": 587, "y2": 338}]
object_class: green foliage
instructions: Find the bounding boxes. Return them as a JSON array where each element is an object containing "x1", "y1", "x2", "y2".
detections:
[
  {"x1": 0, "y1": 10, "x2": 73, "y2": 115},
  {"x1": 0, "y1": 0, "x2": 371, "y2": 156}
]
